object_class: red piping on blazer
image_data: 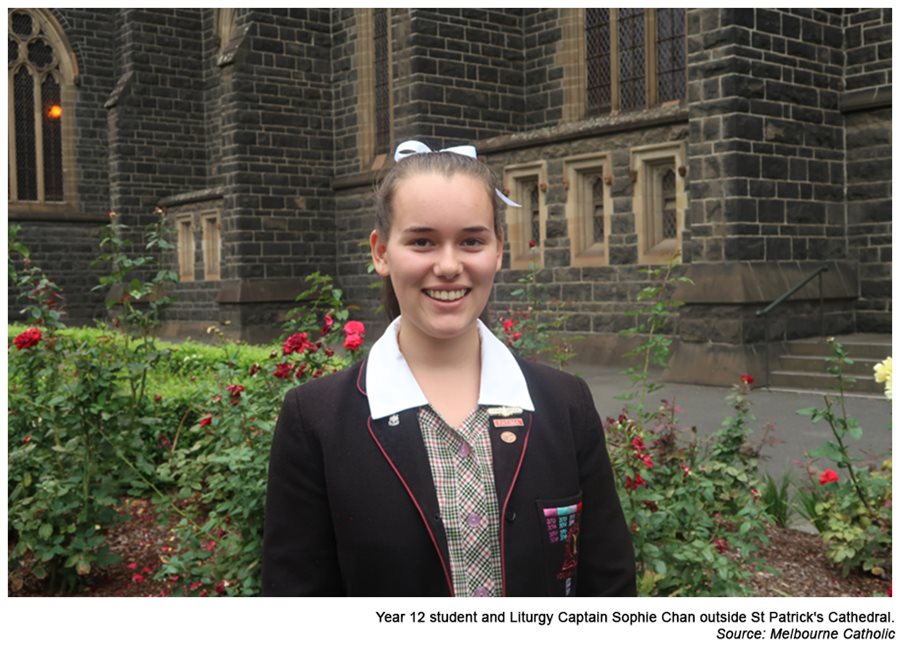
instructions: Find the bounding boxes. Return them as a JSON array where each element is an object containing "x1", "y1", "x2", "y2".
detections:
[
  {"x1": 499, "y1": 415, "x2": 531, "y2": 597},
  {"x1": 355, "y1": 359, "x2": 367, "y2": 396},
  {"x1": 359, "y1": 361, "x2": 454, "y2": 596},
  {"x1": 365, "y1": 417, "x2": 455, "y2": 596}
]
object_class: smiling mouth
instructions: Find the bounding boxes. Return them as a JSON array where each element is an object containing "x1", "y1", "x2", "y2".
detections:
[{"x1": 423, "y1": 288, "x2": 470, "y2": 302}]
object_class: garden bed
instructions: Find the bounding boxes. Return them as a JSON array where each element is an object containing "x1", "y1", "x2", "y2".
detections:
[{"x1": 9, "y1": 497, "x2": 888, "y2": 598}]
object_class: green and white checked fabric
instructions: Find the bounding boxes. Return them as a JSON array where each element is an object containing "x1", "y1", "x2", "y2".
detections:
[{"x1": 418, "y1": 405, "x2": 502, "y2": 597}]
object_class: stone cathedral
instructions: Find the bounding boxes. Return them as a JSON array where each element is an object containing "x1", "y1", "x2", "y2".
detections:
[{"x1": 7, "y1": 8, "x2": 891, "y2": 385}]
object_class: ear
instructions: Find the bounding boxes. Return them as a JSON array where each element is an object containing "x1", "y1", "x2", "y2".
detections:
[
  {"x1": 494, "y1": 229, "x2": 504, "y2": 273},
  {"x1": 370, "y1": 229, "x2": 390, "y2": 277}
]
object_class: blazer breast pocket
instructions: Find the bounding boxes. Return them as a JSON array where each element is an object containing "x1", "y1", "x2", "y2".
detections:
[{"x1": 535, "y1": 492, "x2": 582, "y2": 596}]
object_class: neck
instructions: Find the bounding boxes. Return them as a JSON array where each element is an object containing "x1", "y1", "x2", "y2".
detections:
[{"x1": 396, "y1": 320, "x2": 481, "y2": 372}]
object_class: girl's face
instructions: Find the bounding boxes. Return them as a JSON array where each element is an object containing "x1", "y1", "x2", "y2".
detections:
[{"x1": 370, "y1": 172, "x2": 502, "y2": 344}]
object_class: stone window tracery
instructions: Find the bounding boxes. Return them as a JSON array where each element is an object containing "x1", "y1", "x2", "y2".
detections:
[
  {"x1": 503, "y1": 162, "x2": 547, "y2": 269},
  {"x1": 564, "y1": 152, "x2": 612, "y2": 267},
  {"x1": 631, "y1": 143, "x2": 686, "y2": 264},
  {"x1": 8, "y1": 8, "x2": 78, "y2": 208}
]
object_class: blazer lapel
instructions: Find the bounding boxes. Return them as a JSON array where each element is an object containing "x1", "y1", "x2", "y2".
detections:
[
  {"x1": 488, "y1": 409, "x2": 532, "y2": 511},
  {"x1": 359, "y1": 362, "x2": 453, "y2": 594}
]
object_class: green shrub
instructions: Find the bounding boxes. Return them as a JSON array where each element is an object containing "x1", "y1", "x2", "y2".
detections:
[
  {"x1": 759, "y1": 472, "x2": 793, "y2": 529},
  {"x1": 605, "y1": 257, "x2": 771, "y2": 596},
  {"x1": 795, "y1": 340, "x2": 892, "y2": 579},
  {"x1": 606, "y1": 385, "x2": 772, "y2": 596}
]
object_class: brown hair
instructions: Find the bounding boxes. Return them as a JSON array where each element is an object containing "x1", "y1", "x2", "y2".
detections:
[{"x1": 373, "y1": 151, "x2": 503, "y2": 321}]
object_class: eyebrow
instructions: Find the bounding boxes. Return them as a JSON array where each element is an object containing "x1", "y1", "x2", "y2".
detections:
[{"x1": 400, "y1": 225, "x2": 491, "y2": 234}]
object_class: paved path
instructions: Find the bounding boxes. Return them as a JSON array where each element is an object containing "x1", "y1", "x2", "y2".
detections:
[{"x1": 574, "y1": 363, "x2": 893, "y2": 483}]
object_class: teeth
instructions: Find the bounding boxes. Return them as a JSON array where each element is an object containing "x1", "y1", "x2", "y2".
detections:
[{"x1": 426, "y1": 289, "x2": 467, "y2": 301}]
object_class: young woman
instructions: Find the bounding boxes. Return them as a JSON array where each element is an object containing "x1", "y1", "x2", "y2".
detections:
[{"x1": 262, "y1": 141, "x2": 635, "y2": 596}]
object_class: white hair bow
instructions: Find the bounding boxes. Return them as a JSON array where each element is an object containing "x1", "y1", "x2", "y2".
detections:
[{"x1": 393, "y1": 140, "x2": 521, "y2": 208}]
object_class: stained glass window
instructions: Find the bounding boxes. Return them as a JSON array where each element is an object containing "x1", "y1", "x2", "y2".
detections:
[
  {"x1": 373, "y1": 8, "x2": 391, "y2": 154},
  {"x1": 618, "y1": 8, "x2": 645, "y2": 112},
  {"x1": 585, "y1": 9, "x2": 611, "y2": 114},
  {"x1": 585, "y1": 9, "x2": 684, "y2": 116},
  {"x1": 12, "y1": 11, "x2": 33, "y2": 37},
  {"x1": 661, "y1": 168, "x2": 677, "y2": 239},
  {"x1": 657, "y1": 9, "x2": 686, "y2": 103},
  {"x1": 530, "y1": 183, "x2": 540, "y2": 247},
  {"x1": 42, "y1": 75, "x2": 63, "y2": 201},
  {"x1": 14, "y1": 67, "x2": 37, "y2": 201},
  {"x1": 592, "y1": 175, "x2": 605, "y2": 244},
  {"x1": 8, "y1": 9, "x2": 71, "y2": 205}
]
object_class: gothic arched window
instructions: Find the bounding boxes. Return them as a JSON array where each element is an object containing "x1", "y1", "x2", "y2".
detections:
[{"x1": 8, "y1": 8, "x2": 78, "y2": 207}]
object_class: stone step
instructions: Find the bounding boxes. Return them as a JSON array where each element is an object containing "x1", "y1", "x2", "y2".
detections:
[
  {"x1": 783, "y1": 334, "x2": 892, "y2": 360},
  {"x1": 768, "y1": 370, "x2": 882, "y2": 395},
  {"x1": 776, "y1": 354, "x2": 882, "y2": 377}
]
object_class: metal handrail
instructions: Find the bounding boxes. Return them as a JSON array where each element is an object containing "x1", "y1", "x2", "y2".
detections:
[{"x1": 755, "y1": 264, "x2": 829, "y2": 388}]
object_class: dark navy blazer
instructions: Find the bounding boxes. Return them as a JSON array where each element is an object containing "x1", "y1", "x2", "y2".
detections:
[{"x1": 262, "y1": 358, "x2": 636, "y2": 596}]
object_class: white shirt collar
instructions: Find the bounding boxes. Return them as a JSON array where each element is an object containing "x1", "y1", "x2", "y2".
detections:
[{"x1": 364, "y1": 316, "x2": 535, "y2": 420}]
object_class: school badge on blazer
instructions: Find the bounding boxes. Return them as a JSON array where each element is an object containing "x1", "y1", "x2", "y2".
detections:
[{"x1": 536, "y1": 493, "x2": 583, "y2": 596}]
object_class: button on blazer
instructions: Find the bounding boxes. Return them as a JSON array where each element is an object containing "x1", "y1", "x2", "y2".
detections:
[{"x1": 263, "y1": 358, "x2": 636, "y2": 596}]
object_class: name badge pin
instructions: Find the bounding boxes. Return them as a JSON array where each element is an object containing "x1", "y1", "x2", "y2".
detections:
[
  {"x1": 487, "y1": 406, "x2": 523, "y2": 417},
  {"x1": 388, "y1": 414, "x2": 400, "y2": 427},
  {"x1": 500, "y1": 431, "x2": 517, "y2": 444},
  {"x1": 493, "y1": 417, "x2": 524, "y2": 428}
]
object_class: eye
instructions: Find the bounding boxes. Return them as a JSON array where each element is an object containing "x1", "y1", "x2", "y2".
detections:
[
  {"x1": 409, "y1": 238, "x2": 433, "y2": 248},
  {"x1": 461, "y1": 237, "x2": 485, "y2": 248}
]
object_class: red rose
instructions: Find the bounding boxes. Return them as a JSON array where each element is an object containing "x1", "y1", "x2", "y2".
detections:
[
  {"x1": 343, "y1": 333, "x2": 364, "y2": 351},
  {"x1": 502, "y1": 319, "x2": 515, "y2": 335},
  {"x1": 713, "y1": 538, "x2": 729, "y2": 554},
  {"x1": 819, "y1": 469, "x2": 839, "y2": 485},
  {"x1": 199, "y1": 415, "x2": 213, "y2": 428},
  {"x1": 625, "y1": 474, "x2": 646, "y2": 491},
  {"x1": 274, "y1": 362, "x2": 294, "y2": 379},
  {"x1": 14, "y1": 327, "x2": 42, "y2": 350},
  {"x1": 249, "y1": 363, "x2": 260, "y2": 376},
  {"x1": 225, "y1": 384, "x2": 244, "y2": 399},
  {"x1": 641, "y1": 454, "x2": 654, "y2": 469},
  {"x1": 631, "y1": 436, "x2": 645, "y2": 452},
  {"x1": 741, "y1": 374, "x2": 754, "y2": 385},
  {"x1": 132, "y1": 574, "x2": 144, "y2": 583},
  {"x1": 511, "y1": 331, "x2": 522, "y2": 342},
  {"x1": 343, "y1": 320, "x2": 366, "y2": 338},
  {"x1": 283, "y1": 332, "x2": 314, "y2": 355}
]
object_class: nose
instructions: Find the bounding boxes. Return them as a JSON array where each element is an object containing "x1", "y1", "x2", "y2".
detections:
[{"x1": 433, "y1": 245, "x2": 462, "y2": 278}]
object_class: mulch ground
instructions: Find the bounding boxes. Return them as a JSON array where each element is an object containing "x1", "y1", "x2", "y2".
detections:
[{"x1": 9, "y1": 498, "x2": 890, "y2": 597}]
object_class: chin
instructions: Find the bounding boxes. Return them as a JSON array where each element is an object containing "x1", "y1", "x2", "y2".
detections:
[{"x1": 416, "y1": 315, "x2": 480, "y2": 341}]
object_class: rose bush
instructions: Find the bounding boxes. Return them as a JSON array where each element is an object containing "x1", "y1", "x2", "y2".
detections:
[
  {"x1": 144, "y1": 274, "x2": 366, "y2": 595},
  {"x1": 606, "y1": 379, "x2": 773, "y2": 596},
  {"x1": 9, "y1": 224, "x2": 368, "y2": 594},
  {"x1": 796, "y1": 341, "x2": 892, "y2": 580}
]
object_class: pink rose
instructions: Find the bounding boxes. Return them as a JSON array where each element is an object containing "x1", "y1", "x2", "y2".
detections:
[{"x1": 344, "y1": 333, "x2": 364, "y2": 352}]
